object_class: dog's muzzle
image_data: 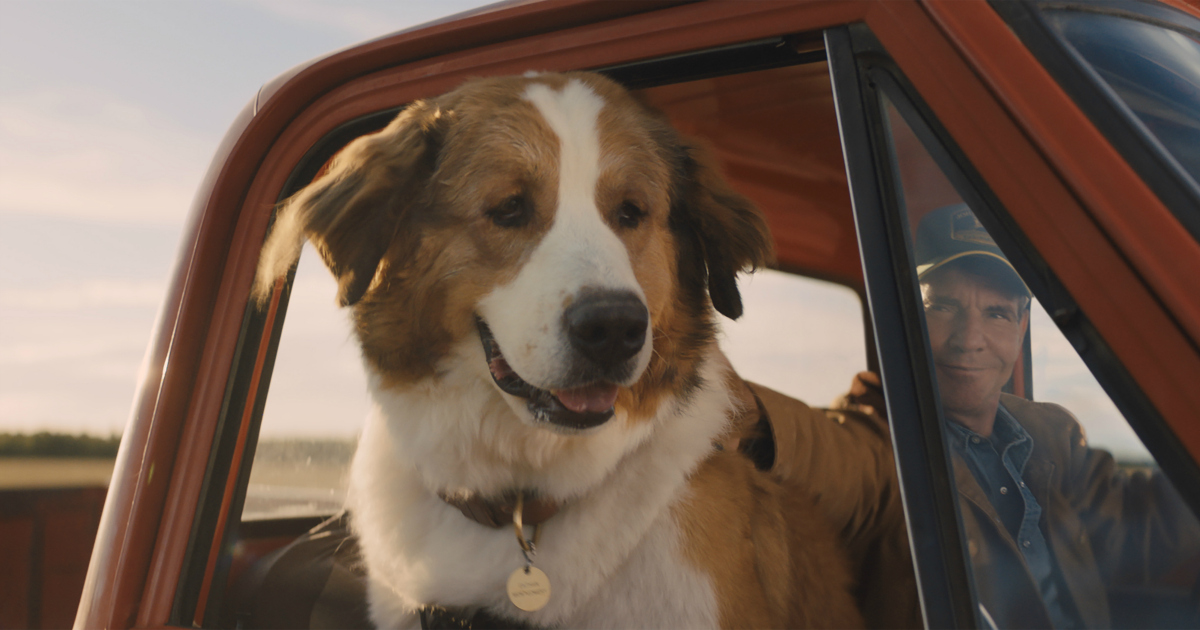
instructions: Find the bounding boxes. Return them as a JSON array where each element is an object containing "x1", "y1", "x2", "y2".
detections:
[{"x1": 476, "y1": 291, "x2": 648, "y2": 431}]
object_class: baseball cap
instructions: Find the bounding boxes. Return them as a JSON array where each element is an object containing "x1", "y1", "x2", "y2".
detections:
[{"x1": 915, "y1": 204, "x2": 1028, "y2": 296}]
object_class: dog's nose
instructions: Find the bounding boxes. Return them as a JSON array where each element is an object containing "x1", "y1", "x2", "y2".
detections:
[{"x1": 564, "y1": 291, "x2": 649, "y2": 369}]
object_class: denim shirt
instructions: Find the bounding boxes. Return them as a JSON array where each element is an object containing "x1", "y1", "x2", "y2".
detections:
[{"x1": 946, "y1": 405, "x2": 1080, "y2": 629}]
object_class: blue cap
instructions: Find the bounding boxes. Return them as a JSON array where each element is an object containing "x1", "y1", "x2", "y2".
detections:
[{"x1": 915, "y1": 204, "x2": 1027, "y2": 296}]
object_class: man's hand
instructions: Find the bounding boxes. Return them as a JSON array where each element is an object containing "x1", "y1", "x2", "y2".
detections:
[{"x1": 834, "y1": 371, "x2": 887, "y2": 420}]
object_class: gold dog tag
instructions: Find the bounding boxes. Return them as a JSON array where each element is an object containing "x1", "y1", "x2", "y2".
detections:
[{"x1": 507, "y1": 565, "x2": 551, "y2": 611}]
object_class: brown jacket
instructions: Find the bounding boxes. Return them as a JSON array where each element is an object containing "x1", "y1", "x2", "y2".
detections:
[
  {"x1": 237, "y1": 377, "x2": 922, "y2": 629},
  {"x1": 737, "y1": 381, "x2": 921, "y2": 629},
  {"x1": 956, "y1": 393, "x2": 1200, "y2": 629}
]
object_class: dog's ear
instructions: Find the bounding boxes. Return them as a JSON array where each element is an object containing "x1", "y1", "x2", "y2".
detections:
[
  {"x1": 253, "y1": 101, "x2": 446, "y2": 307},
  {"x1": 672, "y1": 142, "x2": 774, "y2": 320}
]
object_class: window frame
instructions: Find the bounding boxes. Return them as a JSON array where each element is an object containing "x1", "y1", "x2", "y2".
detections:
[
  {"x1": 827, "y1": 16, "x2": 1200, "y2": 630},
  {"x1": 990, "y1": 0, "x2": 1200, "y2": 244},
  {"x1": 854, "y1": 10, "x2": 1200, "y2": 516},
  {"x1": 173, "y1": 108, "x2": 402, "y2": 626},
  {"x1": 826, "y1": 25, "x2": 977, "y2": 629}
]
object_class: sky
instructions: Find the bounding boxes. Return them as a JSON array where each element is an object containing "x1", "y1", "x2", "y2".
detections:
[
  {"x1": 0, "y1": 0, "x2": 1149, "y2": 462},
  {"x1": 0, "y1": 0, "x2": 872, "y2": 441},
  {"x1": 0, "y1": 0, "x2": 490, "y2": 436}
]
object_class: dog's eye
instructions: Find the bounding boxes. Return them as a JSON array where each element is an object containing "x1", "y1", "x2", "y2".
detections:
[
  {"x1": 617, "y1": 201, "x2": 645, "y2": 229},
  {"x1": 487, "y1": 195, "x2": 532, "y2": 228}
]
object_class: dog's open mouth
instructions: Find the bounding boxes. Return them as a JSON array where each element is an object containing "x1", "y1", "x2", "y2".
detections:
[{"x1": 476, "y1": 318, "x2": 617, "y2": 430}]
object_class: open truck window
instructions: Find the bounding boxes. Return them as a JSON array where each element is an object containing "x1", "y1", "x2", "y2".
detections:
[
  {"x1": 212, "y1": 40, "x2": 884, "y2": 628},
  {"x1": 242, "y1": 57, "x2": 869, "y2": 522},
  {"x1": 244, "y1": 264, "x2": 868, "y2": 522},
  {"x1": 243, "y1": 244, "x2": 363, "y2": 521}
]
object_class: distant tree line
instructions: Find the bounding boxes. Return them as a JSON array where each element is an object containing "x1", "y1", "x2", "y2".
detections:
[{"x1": 0, "y1": 432, "x2": 121, "y2": 458}]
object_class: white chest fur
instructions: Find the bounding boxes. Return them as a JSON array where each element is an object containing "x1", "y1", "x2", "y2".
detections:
[{"x1": 346, "y1": 344, "x2": 733, "y2": 628}]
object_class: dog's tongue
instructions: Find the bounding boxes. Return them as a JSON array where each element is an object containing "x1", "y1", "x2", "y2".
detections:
[
  {"x1": 553, "y1": 383, "x2": 619, "y2": 414},
  {"x1": 488, "y1": 355, "x2": 514, "y2": 380}
]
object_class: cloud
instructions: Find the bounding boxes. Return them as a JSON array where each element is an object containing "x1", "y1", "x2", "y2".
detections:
[
  {"x1": 247, "y1": 0, "x2": 492, "y2": 41},
  {"x1": 0, "y1": 279, "x2": 165, "y2": 310},
  {"x1": 0, "y1": 316, "x2": 151, "y2": 434},
  {"x1": 0, "y1": 335, "x2": 141, "y2": 368},
  {"x1": 0, "y1": 276, "x2": 162, "y2": 433},
  {"x1": 0, "y1": 87, "x2": 212, "y2": 225},
  {"x1": 0, "y1": 301, "x2": 153, "y2": 366},
  {"x1": 0, "y1": 386, "x2": 132, "y2": 436}
]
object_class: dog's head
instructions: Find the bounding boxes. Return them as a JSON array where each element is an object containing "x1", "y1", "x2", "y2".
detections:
[{"x1": 255, "y1": 72, "x2": 772, "y2": 433}]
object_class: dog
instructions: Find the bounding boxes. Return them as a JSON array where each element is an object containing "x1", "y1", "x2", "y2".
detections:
[{"x1": 254, "y1": 71, "x2": 863, "y2": 629}]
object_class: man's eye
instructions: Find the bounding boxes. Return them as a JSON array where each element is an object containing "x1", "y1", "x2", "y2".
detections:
[{"x1": 487, "y1": 195, "x2": 532, "y2": 228}]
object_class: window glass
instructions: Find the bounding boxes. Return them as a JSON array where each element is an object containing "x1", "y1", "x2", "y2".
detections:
[
  {"x1": 1028, "y1": 300, "x2": 1150, "y2": 463},
  {"x1": 1041, "y1": 7, "x2": 1200, "y2": 188},
  {"x1": 880, "y1": 91, "x2": 1200, "y2": 629},
  {"x1": 243, "y1": 243, "x2": 365, "y2": 520}
]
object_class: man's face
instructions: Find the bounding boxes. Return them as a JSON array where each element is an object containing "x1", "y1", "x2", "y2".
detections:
[{"x1": 921, "y1": 266, "x2": 1028, "y2": 423}]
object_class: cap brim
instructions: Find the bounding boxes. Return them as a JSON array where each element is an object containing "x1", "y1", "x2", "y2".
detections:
[{"x1": 916, "y1": 251, "x2": 1030, "y2": 296}]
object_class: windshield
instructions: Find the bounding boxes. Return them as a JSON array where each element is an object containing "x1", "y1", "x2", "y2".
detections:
[{"x1": 1040, "y1": 4, "x2": 1200, "y2": 189}]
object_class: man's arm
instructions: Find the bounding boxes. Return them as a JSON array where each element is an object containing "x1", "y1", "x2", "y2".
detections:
[{"x1": 1060, "y1": 416, "x2": 1200, "y2": 588}]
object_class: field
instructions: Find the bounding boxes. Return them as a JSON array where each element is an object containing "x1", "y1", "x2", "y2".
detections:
[
  {"x1": 0, "y1": 438, "x2": 352, "y2": 516},
  {"x1": 0, "y1": 457, "x2": 116, "y2": 489}
]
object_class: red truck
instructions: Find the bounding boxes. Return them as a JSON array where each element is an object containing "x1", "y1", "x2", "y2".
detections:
[{"x1": 53, "y1": 0, "x2": 1200, "y2": 627}]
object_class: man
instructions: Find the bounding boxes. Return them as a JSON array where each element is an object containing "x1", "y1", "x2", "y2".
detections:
[{"x1": 843, "y1": 204, "x2": 1200, "y2": 629}]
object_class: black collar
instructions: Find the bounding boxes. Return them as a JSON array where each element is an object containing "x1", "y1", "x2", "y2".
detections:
[{"x1": 419, "y1": 605, "x2": 539, "y2": 630}]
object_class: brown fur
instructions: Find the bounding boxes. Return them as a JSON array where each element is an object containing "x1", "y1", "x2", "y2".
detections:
[
  {"x1": 675, "y1": 449, "x2": 865, "y2": 629},
  {"x1": 255, "y1": 72, "x2": 772, "y2": 401},
  {"x1": 253, "y1": 72, "x2": 869, "y2": 628}
]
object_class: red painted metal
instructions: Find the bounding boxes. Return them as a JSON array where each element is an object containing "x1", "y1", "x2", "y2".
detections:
[
  {"x1": 924, "y1": 0, "x2": 1200, "y2": 350},
  {"x1": 3, "y1": 488, "x2": 106, "y2": 629},
  {"x1": 75, "y1": 0, "x2": 1200, "y2": 627},
  {"x1": 190, "y1": 279, "x2": 286, "y2": 626},
  {"x1": 911, "y1": 0, "x2": 1200, "y2": 459}
]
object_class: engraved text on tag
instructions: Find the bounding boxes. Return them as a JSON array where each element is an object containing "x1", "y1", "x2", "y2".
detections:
[{"x1": 507, "y1": 566, "x2": 551, "y2": 611}]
